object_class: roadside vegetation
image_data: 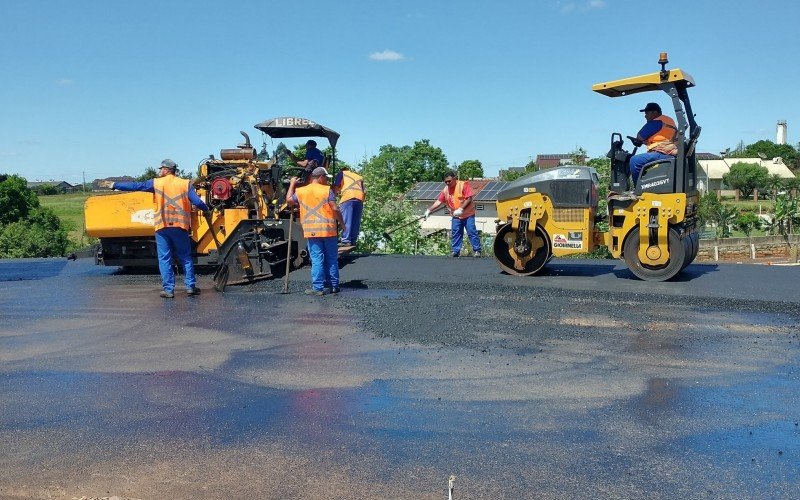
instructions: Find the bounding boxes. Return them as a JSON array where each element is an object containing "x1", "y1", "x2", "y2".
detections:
[{"x1": 0, "y1": 174, "x2": 71, "y2": 258}]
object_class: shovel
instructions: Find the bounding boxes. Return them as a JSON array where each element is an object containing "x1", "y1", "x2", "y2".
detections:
[
  {"x1": 382, "y1": 207, "x2": 442, "y2": 242},
  {"x1": 279, "y1": 210, "x2": 294, "y2": 294},
  {"x1": 204, "y1": 212, "x2": 229, "y2": 292}
]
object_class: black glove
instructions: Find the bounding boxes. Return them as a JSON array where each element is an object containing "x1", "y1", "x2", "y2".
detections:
[{"x1": 632, "y1": 138, "x2": 644, "y2": 147}]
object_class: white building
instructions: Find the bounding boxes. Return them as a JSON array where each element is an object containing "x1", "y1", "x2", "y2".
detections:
[{"x1": 696, "y1": 156, "x2": 795, "y2": 193}]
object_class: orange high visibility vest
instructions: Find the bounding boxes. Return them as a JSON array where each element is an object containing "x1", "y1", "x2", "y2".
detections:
[
  {"x1": 339, "y1": 170, "x2": 365, "y2": 202},
  {"x1": 296, "y1": 183, "x2": 338, "y2": 238},
  {"x1": 646, "y1": 115, "x2": 679, "y2": 156},
  {"x1": 442, "y1": 181, "x2": 475, "y2": 219},
  {"x1": 153, "y1": 175, "x2": 192, "y2": 231}
]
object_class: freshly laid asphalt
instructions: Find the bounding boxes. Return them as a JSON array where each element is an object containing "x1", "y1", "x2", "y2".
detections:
[{"x1": 1, "y1": 256, "x2": 799, "y2": 499}]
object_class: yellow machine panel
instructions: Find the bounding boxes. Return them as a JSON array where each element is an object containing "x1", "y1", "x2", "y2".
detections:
[{"x1": 85, "y1": 192, "x2": 156, "y2": 238}]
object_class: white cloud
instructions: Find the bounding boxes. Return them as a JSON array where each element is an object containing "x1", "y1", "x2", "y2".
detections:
[
  {"x1": 369, "y1": 50, "x2": 405, "y2": 62},
  {"x1": 560, "y1": 0, "x2": 607, "y2": 14},
  {"x1": 56, "y1": 78, "x2": 74, "y2": 86}
]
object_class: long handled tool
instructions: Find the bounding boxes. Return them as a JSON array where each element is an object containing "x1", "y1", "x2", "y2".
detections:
[
  {"x1": 382, "y1": 207, "x2": 443, "y2": 242},
  {"x1": 279, "y1": 210, "x2": 294, "y2": 294},
  {"x1": 204, "y1": 212, "x2": 229, "y2": 292}
]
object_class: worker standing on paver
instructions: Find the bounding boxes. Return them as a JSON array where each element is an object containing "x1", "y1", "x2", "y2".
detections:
[
  {"x1": 333, "y1": 165, "x2": 365, "y2": 247},
  {"x1": 423, "y1": 170, "x2": 482, "y2": 258},
  {"x1": 286, "y1": 166, "x2": 346, "y2": 295},
  {"x1": 98, "y1": 159, "x2": 210, "y2": 298}
]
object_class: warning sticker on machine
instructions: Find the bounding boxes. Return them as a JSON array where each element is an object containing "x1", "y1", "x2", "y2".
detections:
[
  {"x1": 553, "y1": 233, "x2": 583, "y2": 249},
  {"x1": 131, "y1": 209, "x2": 155, "y2": 226}
]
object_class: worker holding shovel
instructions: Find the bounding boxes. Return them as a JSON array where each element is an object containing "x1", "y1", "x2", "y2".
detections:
[{"x1": 423, "y1": 170, "x2": 482, "y2": 258}]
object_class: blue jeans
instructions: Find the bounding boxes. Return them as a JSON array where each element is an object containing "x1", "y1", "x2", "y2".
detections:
[
  {"x1": 629, "y1": 151, "x2": 673, "y2": 183},
  {"x1": 451, "y1": 215, "x2": 482, "y2": 254},
  {"x1": 155, "y1": 227, "x2": 195, "y2": 292},
  {"x1": 339, "y1": 199, "x2": 363, "y2": 245},
  {"x1": 307, "y1": 237, "x2": 339, "y2": 291}
]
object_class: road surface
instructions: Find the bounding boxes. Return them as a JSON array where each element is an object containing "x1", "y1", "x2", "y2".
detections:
[{"x1": 1, "y1": 256, "x2": 798, "y2": 499}]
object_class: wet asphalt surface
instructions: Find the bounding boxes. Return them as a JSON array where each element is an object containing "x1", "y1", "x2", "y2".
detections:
[{"x1": 1, "y1": 256, "x2": 799, "y2": 499}]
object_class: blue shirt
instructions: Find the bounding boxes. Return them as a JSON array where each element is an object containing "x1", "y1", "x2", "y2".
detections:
[
  {"x1": 113, "y1": 178, "x2": 210, "y2": 212},
  {"x1": 306, "y1": 147, "x2": 325, "y2": 166},
  {"x1": 637, "y1": 120, "x2": 665, "y2": 141}
]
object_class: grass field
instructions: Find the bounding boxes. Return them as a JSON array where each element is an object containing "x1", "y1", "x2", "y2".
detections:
[{"x1": 38, "y1": 192, "x2": 95, "y2": 248}]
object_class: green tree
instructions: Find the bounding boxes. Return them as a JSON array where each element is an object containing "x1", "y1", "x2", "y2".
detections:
[
  {"x1": 457, "y1": 159, "x2": 484, "y2": 179},
  {"x1": 729, "y1": 139, "x2": 799, "y2": 171},
  {"x1": 716, "y1": 205, "x2": 739, "y2": 238},
  {"x1": 0, "y1": 174, "x2": 40, "y2": 225},
  {"x1": 697, "y1": 192, "x2": 722, "y2": 230},
  {"x1": 722, "y1": 162, "x2": 769, "y2": 198},
  {"x1": 137, "y1": 167, "x2": 159, "y2": 181},
  {"x1": 500, "y1": 159, "x2": 537, "y2": 181},
  {"x1": 764, "y1": 174, "x2": 784, "y2": 200},
  {"x1": 769, "y1": 193, "x2": 799, "y2": 235},
  {"x1": 0, "y1": 206, "x2": 70, "y2": 258},
  {"x1": 569, "y1": 147, "x2": 588, "y2": 166},
  {"x1": 734, "y1": 211, "x2": 761, "y2": 237},
  {"x1": 34, "y1": 184, "x2": 60, "y2": 195},
  {"x1": 357, "y1": 140, "x2": 451, "y2": 255}
]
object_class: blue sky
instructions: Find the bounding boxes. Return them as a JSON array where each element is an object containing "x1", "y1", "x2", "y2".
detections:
[{"x1": 1, "y1": 0, "x2": 798, "y2": 184}]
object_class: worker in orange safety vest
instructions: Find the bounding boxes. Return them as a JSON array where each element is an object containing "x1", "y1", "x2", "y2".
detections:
[
  {"x1": 286, "y1": 166, "x2": 346, "y2": 296},
  {"x1": 423, "y1": 170, "x2": 482, "y2": 258},
  {"x1": 333, "y1": 165, "x2": 365, "y2": 247},
  {"x1": 99, "y1": 159, "x2": 210, "y2": 298},
  {"x1": 628, "y1": 102, "x2": 679, "y2": 183}
]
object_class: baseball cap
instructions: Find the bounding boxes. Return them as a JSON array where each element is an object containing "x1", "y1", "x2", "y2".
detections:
[
  {"x1": 639, "y1": 102, "x2": 661, "y2": 113},
  {"x1": 311, "y1": 166, "x2": 332, "y2": 178},
  {"x1": 160, "y1": 159, "x2": 178, "y2": 170}
]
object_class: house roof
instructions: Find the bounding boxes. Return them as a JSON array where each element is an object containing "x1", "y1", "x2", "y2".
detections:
[
  {"x1": 406, "y1": 180, "x2": 510, "y2": 201},
  {"x1": 93, "y1": 176, "x2": 136, "y2": 184},
  {"x1": 27, "y1": 180, "x2": 72, "y2": 187},
  {"x1": 696, "y1": 153, "x2": 721, "y2": 160},
  {"x1": 536, "y1": 154, "x2": 572, "y2": 160},
  {"x1": 697, "y1": 157, "x2": 796, "y2": 180}
]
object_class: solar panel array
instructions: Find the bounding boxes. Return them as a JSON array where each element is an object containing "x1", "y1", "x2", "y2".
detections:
[
  {"x1": 406, "y1": 182, "x2": 444, "y2": 200},
  {"x1": 407, "y1": 180, "x2": 509, "y2": 201},
  {"x1": 473, "y1": 181, "x2": 509, "y2": 201}
]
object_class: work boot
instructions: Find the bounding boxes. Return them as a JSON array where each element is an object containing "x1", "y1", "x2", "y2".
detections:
[
  {"x1": 452, "y1": 252, "x2": 460, "y2": 258},
  {"x1": 330, "y1": 287, "x2": 341, "y2": 295},
  {"x1": 187, "y1": 287, "x2": 201, "y2": 296},
  {"x1": 474, "y1": 252, "x2": 482, "y2": 258},
  {"x1": 159, "y1": 290, "x2": 175, "y2": 299},
  {"x1": 304, "y1": 289, "x2": 325, "y2": 296}
]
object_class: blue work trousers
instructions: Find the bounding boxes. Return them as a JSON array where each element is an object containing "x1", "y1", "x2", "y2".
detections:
[
  {"x1": 451, "y1": 215, "x2": 482, "y2": 254},
  {"x1": 629, "y1": 151, "x2": 673, "y2": 183},
  {"x1": 339, "y1": 199, "x2": 363, "y2": 245},
  {"x1": 307, "y1": 237, "x2": 340, "y2": 291},
  {"x1": 155, "y1": 227, "x2": 196, "y2": 293}
]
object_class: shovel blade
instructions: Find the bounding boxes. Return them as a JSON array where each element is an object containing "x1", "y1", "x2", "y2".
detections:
[{"x1": 213, "y1": 264, "x2": 229, "y2": 292}]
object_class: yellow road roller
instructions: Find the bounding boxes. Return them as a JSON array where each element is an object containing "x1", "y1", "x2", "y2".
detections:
[{"x1": 493, "y1": 53, "x2": 701, "y2": 281}]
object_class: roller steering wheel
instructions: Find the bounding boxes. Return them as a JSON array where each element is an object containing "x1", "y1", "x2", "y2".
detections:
[{"x1": 626, "y1": 135, "x2": 642, "y2": 154}]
